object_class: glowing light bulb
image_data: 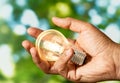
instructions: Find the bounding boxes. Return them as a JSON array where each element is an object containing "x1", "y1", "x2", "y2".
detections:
[{"x1": 36, "y1": 29, "x2": 86, "y2": 65}]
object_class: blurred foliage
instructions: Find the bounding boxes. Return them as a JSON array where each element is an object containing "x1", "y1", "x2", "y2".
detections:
[{"x1": 0, "y1": 0, "x2": 120, "y2": 83}]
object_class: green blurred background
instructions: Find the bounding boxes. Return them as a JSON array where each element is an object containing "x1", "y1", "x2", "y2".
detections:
[{"x1": 0, "y1": 0, "x2": 120, "y2": 83}]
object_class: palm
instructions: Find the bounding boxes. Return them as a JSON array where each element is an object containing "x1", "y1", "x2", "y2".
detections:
[
  {"x1": 57, "y1": 26, "x2": 116, "y2": 82},
  {"x1": 62, "y1": 56, "x2": 110, "y2": 82}
]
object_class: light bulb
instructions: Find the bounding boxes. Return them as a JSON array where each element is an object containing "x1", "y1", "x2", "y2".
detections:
[{"x1": 35, "y1": 29, "x2": 86, "y2": 65}]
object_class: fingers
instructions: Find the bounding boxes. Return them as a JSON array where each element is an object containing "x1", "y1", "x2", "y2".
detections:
[
  {"x1": 30, "y1": 47, "x2": 50, "y2": 73},
  {"x1": 22, "y1": 40, "x2": 34, "y2": 53},
  {"x1": 27, "y1": 27, "x2": 43, "y2": 38},
  {"x1": 51, "y1": 49, "x2": 74, "y2": 76},
  {"x1": 22, "y1": 40, "x2": 51, "y2": 73},
  {"x1": 52, "y1": 17, "x2": 92, "y2": 33},
  {"x1": 30, "y1": 47, "x2": 41, "y2": 65},
  {"x1": 58, "y1": 48, "x2": 73, "y2": 66}
]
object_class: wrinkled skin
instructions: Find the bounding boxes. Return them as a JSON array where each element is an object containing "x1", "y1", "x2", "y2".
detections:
[{"x1": 22, "y1": 17, "x2": 120, "y2": 82}]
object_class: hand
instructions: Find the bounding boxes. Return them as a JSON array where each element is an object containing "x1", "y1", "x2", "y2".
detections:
[{"x1": 22, "y1": 17, "x2": 120, "y2": 82}]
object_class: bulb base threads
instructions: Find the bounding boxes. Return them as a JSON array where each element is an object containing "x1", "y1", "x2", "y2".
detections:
[{"x1": 71, "y1": 50, "x2": 86, "y2": 65}]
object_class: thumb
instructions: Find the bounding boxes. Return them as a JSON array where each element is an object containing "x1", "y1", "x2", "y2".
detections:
[
  {"x1": 52, "y1": 48, "x2": 73, "y2": 73},
  {"x1": 59, "y1": 48, "x2": 74, "y2": 65}
]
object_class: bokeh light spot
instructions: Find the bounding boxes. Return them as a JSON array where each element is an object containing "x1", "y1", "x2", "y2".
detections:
[
  {"x1": 110, "y1": 0, "x2": 120, "y2": 7},
  {"x1": 0, "y1": 0, "x2": 8, "y2": 7},
  {"x1": 56, "y1": 2, "x2": 71, "y2": 16},
  {"x1": 0, "y1": 44, "x2": 15, "y2": 78},
  {"x1": 90, "y1": 14, "x2": 102, "y2": 25},
  {"x1": 88, "y1": 9, "x2": 97, "y2": 17},
  {"x1": 21, "y1": 9, "x2": 39, "y2": 27},
  {"x1": 16, "y1": 0, "x2": 26, "y2": 7},
  {"x1": 89, "y1": 9, "x2": 102, "y2": 25},
  {"x1": 95, "y1": 0, "x2": 109, "y2": 7},
  {"x1": 13, "y1": 24, "x2": 26, "y2": 35},
  {"x1": 0, "y1": 4, "x2": 13, "y2": 20},
  {"x1": 107, "y1": 5, "x2": 117, "y2": 15},
  {"x1": 105, "y1": 23, "x2": 120, "y2": 43}
]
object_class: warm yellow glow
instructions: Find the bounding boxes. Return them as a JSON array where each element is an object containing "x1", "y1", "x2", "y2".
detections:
[
  {"x1": 0, "y1": 44, "x2": 15, "y2": 78},
  {"x1": 56, "y1": 2, "x2": 71, "y2": 16},
  {"x1": 36, "y1": 29, "x2": 86, "y2": 65}
]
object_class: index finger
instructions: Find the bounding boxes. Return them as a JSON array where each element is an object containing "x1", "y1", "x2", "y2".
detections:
[
  {"x1": 52, "y1": 17, "x2": 93, "y2": 33},
  {"x1": 27, "y1": 27, "x2": 43, "y2": 38}
]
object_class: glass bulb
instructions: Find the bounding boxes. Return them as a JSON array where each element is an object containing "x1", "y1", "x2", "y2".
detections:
[{"x1": 35, "y1": 29, "x2": 86, "y2": 65}]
